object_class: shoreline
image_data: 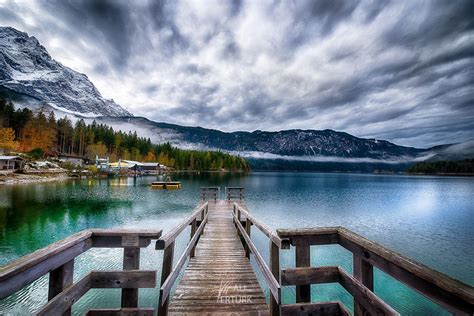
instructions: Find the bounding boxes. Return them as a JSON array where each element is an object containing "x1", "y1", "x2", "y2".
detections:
[
  {"x1": 0, "y1": 172, "x2": 70, "y2": 185},
  {"x1": 1, "y1": 170, "x2": 472, "y2": 186}
]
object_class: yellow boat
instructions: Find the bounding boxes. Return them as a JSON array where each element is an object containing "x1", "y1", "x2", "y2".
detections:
[{"x1": 151, "y1": 181, "x2": 182, "y2": 189}]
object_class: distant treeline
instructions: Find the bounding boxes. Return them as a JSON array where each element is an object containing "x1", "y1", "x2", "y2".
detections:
[
  {"x1": 0, "y1": 98, "x2": 250, "y2": 172},
  {"x1": 407, "y1": 159, "x2": 474, "y2": 175}
]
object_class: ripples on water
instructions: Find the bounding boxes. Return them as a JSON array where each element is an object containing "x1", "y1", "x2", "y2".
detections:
[{"x1": 0, "y1": 172, "x2": 472, "y2": 315}]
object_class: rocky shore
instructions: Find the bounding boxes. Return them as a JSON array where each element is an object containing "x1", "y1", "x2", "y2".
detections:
[{"x1": 0, "y1": 171, "x2": 70, "y2": 185}]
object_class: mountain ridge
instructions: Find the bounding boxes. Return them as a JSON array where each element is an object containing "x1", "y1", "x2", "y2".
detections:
[{"x1": 0, "y1": 26, "x2": 131, "y2": 117}]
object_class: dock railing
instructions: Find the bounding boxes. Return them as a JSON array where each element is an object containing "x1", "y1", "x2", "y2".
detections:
[
  {"x1": 155, "y1": 201, "x2": 209, "y2": 316},
  {"x1": 0, "y1": 229, "x2": 162, "y2": 315},
  {"x1": 225, "y1": 187, "x2": 245, "y2": 201},
  {"x1": 233, "y1": 202, "x2": 473, "y2": 315},
  {"x1": 233, "y1": 202, "x2": 290, "y2": 315},
  {"x1": 276, "y1": 227, "x2": 474, "y2": 316},
  {"x1": 200, "y1": 186, "x2": 220, "y2": 201}
]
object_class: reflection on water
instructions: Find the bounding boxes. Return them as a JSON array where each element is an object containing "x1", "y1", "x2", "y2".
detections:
[{"x1": 0, "y1": 172, "x2": 472, "y2": 315}]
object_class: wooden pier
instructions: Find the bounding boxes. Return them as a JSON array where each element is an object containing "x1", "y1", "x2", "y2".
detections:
[
  {"x1": 0, "y1": 187, "x2": 473, "y2": 315},
  {"x1": 167, "y1": 200, "x2": 269, "y2": 315}
]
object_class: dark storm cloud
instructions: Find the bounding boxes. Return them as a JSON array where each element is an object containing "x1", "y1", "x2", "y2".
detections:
[
  {"x1": 40, "y1": 0, "x2": 135, "y2": 67},
  {"x1": 383, "y1": 1, "x2": 474, "y2": 48},
  {"x1": 303, "y1": 0, "x2": 360, "y2": 35},
  {"x1": 2, "y1": 0, "x2": 473, "y2": 147}
]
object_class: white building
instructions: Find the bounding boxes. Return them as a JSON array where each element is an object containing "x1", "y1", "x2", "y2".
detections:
[{"x1": 0, "y1": 156, "x2": 24, "y2": 173}]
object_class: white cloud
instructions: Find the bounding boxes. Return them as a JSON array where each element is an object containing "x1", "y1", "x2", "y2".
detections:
[{"x1": 1, "y1": 0, "x2": 473, "y2": 147}]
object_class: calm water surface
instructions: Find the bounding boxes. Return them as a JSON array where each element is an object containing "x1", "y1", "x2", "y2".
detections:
[{"x1": 0, "y1": 172, "x2": 473, "y2": 315}]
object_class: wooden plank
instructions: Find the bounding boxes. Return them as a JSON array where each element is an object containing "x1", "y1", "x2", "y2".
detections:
[
  {"x1": 86, "y1": 308, "x2": 154, "y2": 316},
  {"x1": 48, "y1": 259, "x2": 74, "y2": 316},
  {"x1": 244, "y1": 218, "x2": 251, "y2": 258},
  {"x1": 122, "y1": 247, "x2": 140, "y2": 308},
  {"x1": 295, "y1": 244, "x2": 311, "y2": 303},
  {"x1": 281, "y1": 301, "x2": 350, "y2": 316},
  {"x1": 235, "y1": 203, "x2": 289, "y2": 249},
  {"x1": 90, "y1": 270, "x2": 156, "y2": 289},
  {"x1": 91, "y1": 229, "x2": 162, "y2": 248},
  {"x1": 190, "y1": 218, "x2": 197, "y2": 257},
  {"x1": 234, "y1": 213, "x2": 280, "y2": 303},
  {"x1": 277, "y1": 227, "x2": 339, "y2": 246},
  {"x1": 90, "y1": 229, "x2": 162, "y2": 238},
  {"x1": 338, "y1": 228, "x2": 474, "y2": 315},
  {"x1": 281, "y1": 266, "x2": 339, "y2": 286},
  {"x1": 156, "y1": 202, "x2": 208, "y2": 250},
  {"x1": 337, "y1": 267, "x2": 399, "y2": 316},
  {"x1": 0, "y1": 230, "x2": 91, "y2": 280},
  {"x1": 0, "y1": 237, "x2": 92, "y2": 299},
  {"x1": 37, "y1": 273, "x2": 91, "y2": 316},
  {"x1": 160, "y1": 211, "x2": 209, "y2": 303},
  {"x1": 92, "y1": 236, "x2": 151, "y2": 248}
]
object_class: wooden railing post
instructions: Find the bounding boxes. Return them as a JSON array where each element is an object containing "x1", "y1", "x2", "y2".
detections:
[
  {"x1": 295, "y1": 243, "x2": 311, "y2": 303},
  {"x1": 245, "y1": 218, "x2": 251, "y2": 258},
  {"x1": 270, "y1": 241, "x2": 280, "y2": 316},
  {"x1": 122, "y1": 247, "x2": 140, "y2": 308},
  {"x1": 353, "y1": 255, "x2": 374, "y2": 316},
  {"x1": 48, "y1": 259, "x2": 74, "y2": 316},
  {"x1": 190, "y1": 218, "x2": 197, "y2": 257},
  {"x1": 158, "y1": 241, "x2": 175, "y2": 316}
]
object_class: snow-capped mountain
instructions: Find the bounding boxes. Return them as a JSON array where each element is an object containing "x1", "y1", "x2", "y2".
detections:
[{"x1": 0, "y1": 27, "x2": 130, "y2": 116}]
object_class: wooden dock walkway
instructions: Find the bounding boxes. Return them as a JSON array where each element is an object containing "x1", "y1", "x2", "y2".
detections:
[{"x1": 168, "y1": 201, "x2": 269, "y2": 315}]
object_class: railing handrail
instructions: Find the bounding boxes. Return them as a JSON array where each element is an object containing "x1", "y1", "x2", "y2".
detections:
[
  {"x1": 225, "y1": 187, "x2": 245, "y2": 201},
  {"x1": 159, "y1": 209, "x2": 209, "y2": 304},
  {"x1": 234, "y1": 202, "x2": 289, "y2": 249},
  {"x1": 277, "y1": 227, "x2": 474, "y2": 315},
  {"x1": 156, "y1": 202, "x2": 208, "y2": 250},
  {"x1": 0, "y1": 229, "x2": 162, "y2": 300},
  {"x1": 200, "y1": 187, "x2": 220, "y2": 201},
  {"x1": 232, "y1": 212, "x2": 281, "y2": 304}
]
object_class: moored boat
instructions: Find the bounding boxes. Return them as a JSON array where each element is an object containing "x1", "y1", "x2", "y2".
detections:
[{"x1": 151, "y1": 181, "x2": 181, "y2": 189}]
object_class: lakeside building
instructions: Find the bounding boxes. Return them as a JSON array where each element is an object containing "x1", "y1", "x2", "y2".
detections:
[
  {"x1": 122, "y1": 160, "x2": 162, "y2": 174},
  {"x1": 95, "y1": 155, "x2": 110, "y2": 171},
  {"x1": 0, "y1": 156, "x2": 24, "y2": 173},
  {"x1": 95, "y1": 157, "x2": 164, "y2": 175}
]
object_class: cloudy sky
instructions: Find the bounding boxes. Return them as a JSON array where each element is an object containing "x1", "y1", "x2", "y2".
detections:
[{"x1": 1, "y1": 0, "x2": 473, "y2": 147}]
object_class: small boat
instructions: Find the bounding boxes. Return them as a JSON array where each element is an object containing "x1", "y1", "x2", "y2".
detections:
[
  {"x1": 151, "y1": 181, "x2": 181, "y2": 189},
  {"x1": 151, "y1": 176, "x2": 181, "y2": 189}
]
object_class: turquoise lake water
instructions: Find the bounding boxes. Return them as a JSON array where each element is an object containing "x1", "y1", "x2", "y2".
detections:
[{"x1": 0, "y1": 172, "x2": 473, "y2": 315}]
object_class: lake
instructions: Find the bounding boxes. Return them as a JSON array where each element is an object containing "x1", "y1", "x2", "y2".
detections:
[{"x1": 0, "y1": 172, "x2": 473, "y2": 315}]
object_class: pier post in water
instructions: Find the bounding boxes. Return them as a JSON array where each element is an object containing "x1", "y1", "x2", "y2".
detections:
[
  {"x1": 48, "y1": 259, "x2": 74, "y2": 316},
  {"x1": 353, "y1": 255, "x2": 374, "y2": 316},
  {"x1": 122, "y1": 246, "x2": 140, "y2": 307},
  {"x1": 295, "y1": 242, "x2": 311, "y2": 303}
]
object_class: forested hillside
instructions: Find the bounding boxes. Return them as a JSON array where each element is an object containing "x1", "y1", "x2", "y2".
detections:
[
  {"x1": 0, "y1": 98, "x2": 250, "y2": 172},
  {"x1": 408, "y1": 160, "x2": 473, "y2": 175}
]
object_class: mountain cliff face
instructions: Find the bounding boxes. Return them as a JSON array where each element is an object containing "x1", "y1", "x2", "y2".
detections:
[{"x1": 0, "y1": 27, "x2": 130, "y2": 116}]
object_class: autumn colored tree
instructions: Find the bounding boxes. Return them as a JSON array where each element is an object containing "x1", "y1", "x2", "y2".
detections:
[
  {"x1": 85, "y1": 142, "x2": 108, "y2": 160},
  {"x1": 19, "y1": 110, "x2": 56, "y2": 152},
  {"x1": 144, "y1": 151, "x2": 156, "y2": 162},
  {"x1": 0, "y1": 128, "x2": 19, "y2": 151}
]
